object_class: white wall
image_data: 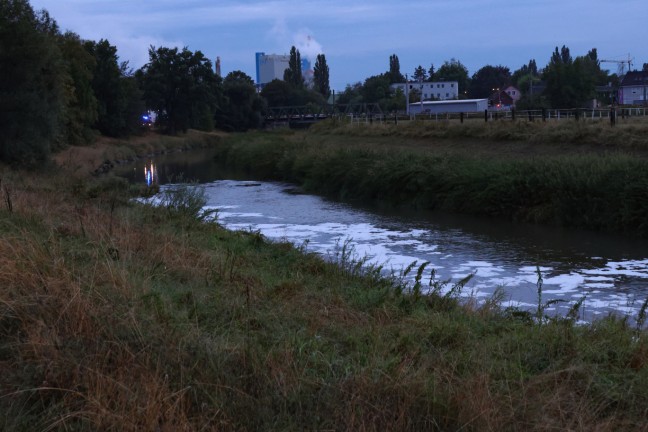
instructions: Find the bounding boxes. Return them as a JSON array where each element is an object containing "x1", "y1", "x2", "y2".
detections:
[{"x1": 391, "y1": 81, "x2": 459, "y2": 101}]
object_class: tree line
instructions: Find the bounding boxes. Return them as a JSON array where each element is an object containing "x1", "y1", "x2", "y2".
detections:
[
  {"x1": 340, "y1": 46, "x2": 623, "y2": 113},
  {"x1": 0, "y1": 0, "x2": 332, "y2": 165},
  {"x1": 0, "y1": 0, "x2": 639, "y2": 166}
]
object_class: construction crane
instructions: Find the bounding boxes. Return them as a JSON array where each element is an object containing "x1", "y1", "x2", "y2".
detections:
[{"x1": 601, "y1": 54, "x2": 634, "y2": 75}]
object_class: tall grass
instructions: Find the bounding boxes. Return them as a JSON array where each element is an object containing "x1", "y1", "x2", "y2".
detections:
[
  {"x1": 1, "y1": 154, "x2": 648, "y2": 430},
  {"x1": 311, "y1": 116, "x2": 648, "y2": 149},
  {"x1": 213, "y1": 130, "x2": 648, "y2": 236}
]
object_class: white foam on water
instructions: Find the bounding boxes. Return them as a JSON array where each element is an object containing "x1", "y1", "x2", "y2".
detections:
[
  {"x1": 218, "y1": 212, "x2": 266, "y2": 219},
  {"x1": 187, "y1": 180, "x2": 648, "y2": 320},
  {"x1": 415, "y1": 244, "x2": 439, "y2": 253},
  {"x1": 584, "y1": 283, "x2": 615, "y2": 289}
]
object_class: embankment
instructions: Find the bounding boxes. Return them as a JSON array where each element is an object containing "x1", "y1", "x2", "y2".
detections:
[
  {"x1": 0, "y1": 130, "x2": 647, "y2": 430},
  {"x1": 214, "y1": 122, "x2": 648, "y2": 236}
]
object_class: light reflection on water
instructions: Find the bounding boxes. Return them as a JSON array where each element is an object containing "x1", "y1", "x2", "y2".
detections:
[{"x1": 144, "y1": 161, "x2": 158, "y2": 186}]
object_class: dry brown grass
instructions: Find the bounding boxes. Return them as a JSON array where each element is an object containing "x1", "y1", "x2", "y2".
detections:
[{"x1": 1, "y1": 131, "x2": 648, "y2": 430}]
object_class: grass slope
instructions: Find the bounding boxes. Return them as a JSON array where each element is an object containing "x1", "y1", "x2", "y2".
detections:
[{"x1": 0, "y1": 131, "x2": 647, "y2": 430}]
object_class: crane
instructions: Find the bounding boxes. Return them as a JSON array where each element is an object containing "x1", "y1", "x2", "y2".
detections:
[{"x1": 601, "y1": 54, "x2": 634, "y2": 75}]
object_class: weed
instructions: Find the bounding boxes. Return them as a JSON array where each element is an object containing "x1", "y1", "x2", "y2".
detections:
[
  {"x1": 157, "y1": 177, "x2": 217, "y2": 222},
  {"x1": 636, "y1": 297, "x2": 648, "y2": 332}
]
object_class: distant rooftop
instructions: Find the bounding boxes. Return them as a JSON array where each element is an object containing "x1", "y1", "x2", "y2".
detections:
[{"x1": 412, "y1": 99, "x2": 487, "y2": 105}]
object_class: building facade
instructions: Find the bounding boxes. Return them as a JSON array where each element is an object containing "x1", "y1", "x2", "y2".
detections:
[
  {"x1": 256, "y1": 52, "x2": 290, "y2": 86},
  {"x1": 503, "y1": 86, "x2": 521, "y2": 103},
  {"x1": 391, "y1": 81, "x2": 459, "y2": 101},
  {"x1": 255, "y1": 52, "x2": 314, "y2": 88},
  {"x1": 619, "y1": 71, "x2": 648, "y2": 105}
]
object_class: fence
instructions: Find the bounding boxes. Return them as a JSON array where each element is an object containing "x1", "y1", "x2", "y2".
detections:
[{"x1": 345, "y1": 107, "x2": 648, "y2": 125}]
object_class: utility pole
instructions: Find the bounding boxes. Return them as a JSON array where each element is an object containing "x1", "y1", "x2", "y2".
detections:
[{"x1": 405, "y1": 74, "x2": 410, "y2": 116}]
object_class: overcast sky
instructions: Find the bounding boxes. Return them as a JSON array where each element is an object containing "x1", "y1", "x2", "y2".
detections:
[{"x1": 30, "y1": 0, "x2": 648, "y2": 91}]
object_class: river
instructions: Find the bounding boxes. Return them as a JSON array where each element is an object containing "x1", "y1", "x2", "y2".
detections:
[{"x1": 116, "y1": 148, "x2": 648, "y2": 321}]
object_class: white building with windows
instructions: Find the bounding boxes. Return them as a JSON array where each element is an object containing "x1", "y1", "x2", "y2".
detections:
[
  {"x1": 390, "y1": 81, "x2": 459, "y2": 101},
  {"x1": 619, "y1": 71, "x2": 648, "y2": 105}
]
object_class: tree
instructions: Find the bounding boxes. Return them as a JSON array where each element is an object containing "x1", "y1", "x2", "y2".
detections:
[
  {"x1": 427, "y1": 64, "x2": 436, "y2": 82},
  {"x1": 140, "y1": 46, "x2": 221, "y2": 134},
  {"x1": 413, "y1": 65, "x2": 427, "y2": 82},
  {"x1": 511, "y1": 59, "x2": 539, "y2": 88},
  {"x1": 643, "y1": 63, "x2": 648, "y2": 72},
  {"x1": 260, "y1": 79, "x2": 293, "y2": 107},
  {"x1": 435, "y1": 58, "x2": 470, "y2": 94},
  {"x1": 57, "y1": 31, "x2": 98, "y2": 146},
  {"x1": 313, "y1": 54, "x2": 330, "y2": 98},
  {"x1": 0, "y1": 0, "x2": 67, "y2": 164},
  {"x1": 220, "y1": 71, "x2": 265, "y2": 131},
  {"x1": 336, "y1": 82, "x2": 363, "y2": 105},
  {"x1": 469, "y1": 65, "x2": 511, "y2": 98},
  {"x1": 543, "y1": 45, "x2": 596, "y2": 108},
  {"x1": 85, "y1": 39, "x2": 128, "y2": 137},
  {"x1": 388, "y1": 54, "x2": 404, "y2": 84},
  {"x1": 283, "y1": 46, "x2": 304, "y2": 87},
  {"x1": 362, "y1": 73, "x2": 391, "y2": 104}
]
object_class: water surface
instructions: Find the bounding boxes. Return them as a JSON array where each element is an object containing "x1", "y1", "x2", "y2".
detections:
[{"x1": 117, "y1": 150, "x2": 648, "y2": 320}]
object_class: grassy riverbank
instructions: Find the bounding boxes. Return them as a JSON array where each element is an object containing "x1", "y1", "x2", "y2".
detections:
[
  {"x1": 1, "y1": 131, "x2": 647, "y2": 430},
  {"x1": 214, "y1": 121, "x2": 648, "y2": 236}
]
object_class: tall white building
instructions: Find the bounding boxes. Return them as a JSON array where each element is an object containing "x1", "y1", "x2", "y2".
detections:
[
  {"x1": 255, "y1": 52, "x2": 314, "y2": 89},
  {"x1": 390, "y1": 81, "x2": 459, "y2": 101},
  {"x1": 256, "y1": 52, "x2": 290, "y2": 86}
]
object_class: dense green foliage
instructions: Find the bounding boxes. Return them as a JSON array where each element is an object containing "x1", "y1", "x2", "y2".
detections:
[
  {"x1": 435, "y1": 58, "x2": 470, "y2": 93},
  {"x1": 283, "y1": 46, "x2": 304, "y2": 88},
  {"x1": 214, "y1": 125, "x2": 648, "y2": 236},
  {"x1": 542, "y1": 46, "x2": 603, "y2": 108},
  {"x1": 139, "y1": 46, "x2": 221, "y2": 134},
  {"x1": 413, "y1": 64, "x2": 427, "y2": 82},
  {"x1": 388, "y1": 53, "x2": 404, "y2": 84},
  {"x1": 469, "y1": 65, "x2": 511, "y2": 98},
  {"x1": 219, "y1": 71, "x2": 266, "y2": 131},
  {"x1": 85, "y1": 39, "x2": 144, "y2": 137},
  {"x1": 313, "y1": 53, "x2": 330, "y2": 98},
  {"x1": 0, "y1": 0, "x2": 67, "y2": 164},
  {"x1": 57, "y1": 32, "x2": 98, "y2": 146}
]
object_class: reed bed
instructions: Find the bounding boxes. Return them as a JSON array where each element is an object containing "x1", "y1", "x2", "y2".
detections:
[{"x1": 215, "y1": 128, "x2": 648, "y2": 236}]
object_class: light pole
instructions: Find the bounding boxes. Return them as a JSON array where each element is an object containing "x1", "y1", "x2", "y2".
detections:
[{"x1": 419, "y1": 79, "x2": 424, "y2": 112}]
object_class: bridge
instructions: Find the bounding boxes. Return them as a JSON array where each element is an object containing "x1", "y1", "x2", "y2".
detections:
[{"x1": 264, "y1": 103, "x2": 383, "y2": 128}]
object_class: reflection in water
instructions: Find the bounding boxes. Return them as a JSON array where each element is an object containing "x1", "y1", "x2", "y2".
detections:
[{"x1": 144, "y1": 161, "x2": 158, "y2": 186}]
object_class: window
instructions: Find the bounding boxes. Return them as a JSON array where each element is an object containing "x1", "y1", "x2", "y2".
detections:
[
  {"x1": 442, "y1": 84, "x2": 445, "y2": 88},
  {"x1": 446, "y1": 93, "x2": 449, "y2": 97},
  {"x1": 451, "y1": 83, "x2": 454, "y2": 87}
]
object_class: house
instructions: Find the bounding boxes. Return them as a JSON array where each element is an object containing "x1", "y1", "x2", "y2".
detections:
[
  {"x1": 618, "y1": 71, "x2": 648, "y2": 105},
  {"x1": 488, "y1": 90, "x2": 514, "y2": 110},
  {"x1": 503, "y1": 86, "x2": 521, "y2": 103}
]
